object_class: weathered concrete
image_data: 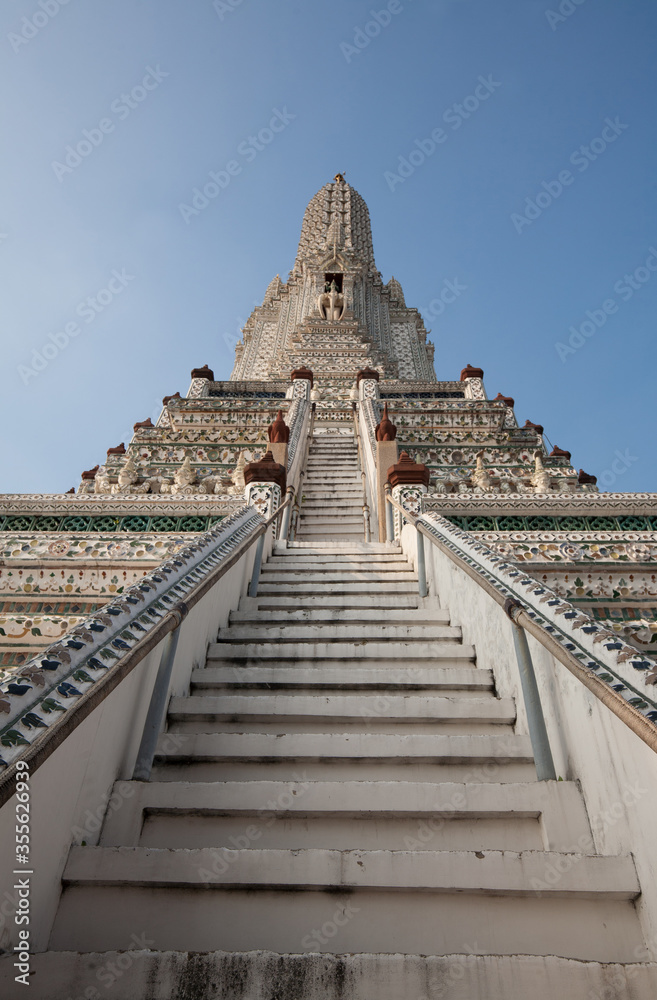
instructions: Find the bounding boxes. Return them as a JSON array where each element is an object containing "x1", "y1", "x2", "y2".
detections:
[{"x1": 4, "y1": 951, "x2": 657, "y2": 1000}]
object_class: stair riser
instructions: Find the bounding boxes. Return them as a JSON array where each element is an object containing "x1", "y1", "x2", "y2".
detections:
[
  {"x1": 249, "y1": 596, "x2": 421, "y2": 609},
  {"x1": 168, "y1": 721, "x2": 514, "y2": 736},
  {"x1": 228, "y1": 610, "x2": 442, "y2": 623},
  {"x1": 295, "y1": 532, "x2": 366, "y2": 539},
  {"x1": 50, "y1": 888, "x2": 642, "y2": 962},
  {"x1": 209, "y1": 643, "x2": 475, "y2": 660},
  {"x1": 139, "y1": 814, "x2": 544, "y2": 853},
  {"x1": 193, "y1": 667, "x2": 484, "y2": 687},
  {"x1": 152, "y1": 761, "x2": 539, "y2": 784},
  {"x1": 264, "y1": 555, "x2": 407, "y2": 563},
  {"x1": 301, "y1": 491, "x2": 364, "y2": 498},
  {"x1": 16, "y1": 952, "x2": 657, "y2": 1000},
  {"x1": 257, "y1": 573, "x2": 418, "y2": 583},
  {"x1": 255, "y1": 584, "x2": 419, "y2": 595},
  {"x1": 215, "y1": 627, "x2": 462, "y2": 642}
]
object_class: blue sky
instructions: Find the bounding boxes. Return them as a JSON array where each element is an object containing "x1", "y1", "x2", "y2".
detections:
[{"x1": 1, "y1": 0, "x2": 656, "y2": 493}]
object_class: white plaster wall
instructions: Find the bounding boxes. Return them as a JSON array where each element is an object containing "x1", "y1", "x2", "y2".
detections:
[
  {"x1": 0, "y1": 538, "x2": 259, "y2": 953},
  {"x1": 400, "y1": 522, "x2": 657, "y2": 956}
]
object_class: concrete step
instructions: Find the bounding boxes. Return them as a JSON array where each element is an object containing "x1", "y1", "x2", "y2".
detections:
[
  {"x1": 153, "y1": 731, "x2": 534, "y2": 765},
  {"x1": 302, "y1": 488, "x2": 363, "y2": 496},
  {"x1": 258, "y1": 580, "x2": 419, "y2": 606},
  {"x1": 257, "y1": 562, "x2": 412, "y2": 575},
  {"x1": 190, "y1": 664, "x2": 492, "y2": 691},
  {"x1": 295, "y1": 529, "x2": 366, "y2": 539},
  {"x1": 300, "y1": 503, "x2": 364, "y2": 512},
  {"x1": 256, "y1": 583, "x2": 420, "y2": 595},
  {"x1": 304, "y1": 476, "x2": 361, "y2": 483},
  {"x1": 216, "y1": 625, "x2": 462, "y2": 643},
  {"x1": 14, "y1": 951, "x2": 657, "y2": 1000},
  {"x1": 228, "y1": 608, "x2": 446, "y2": 625},
  {"x1": 99, "y1": 780, "x2": 591, "y2": 853},
  {"x1": 263, "y1": 553, "x2": 412, "y2": 565},
  {"x1": 278, "y1": 541, "x2": 396, "y2": 551},
  {"x1": 306, "y1": 458, "x2": 358, "y2": 465},
  {"x1": 244, "y1": 594, "x2": 421, "y2": 610},
  {"x1": 50, "y1": 847, "x2": 641, "y2": 959},
  {"x1": 299, "y1": 504, "x2": 363, "y2": 510},
  {"x1": 167, "y1": 694, "x2": 514, "y2": 726},
  {"x1": 297, "y1": 525, "x2": 365, "y2": 535},
  {"x1": 308, "y1": 445, "x2": 356, "y2": 451},
  {"x1": 298, "y1": 515, "x2": 364, "y2": 525},
  {"x1": 207, "y1": 641, "x2": 475, "y2": 661},
  {"x1": 257, "y1": 571, "x2": 417, "y2": 583}
]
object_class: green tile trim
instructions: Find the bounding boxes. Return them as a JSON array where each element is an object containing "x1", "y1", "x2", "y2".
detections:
[
  {"x1": 445, "y1": 515, "x2": 657, "y2": 532},
  {"x1": 0, "y1": 514, "x2": 225, "y2": 534}
]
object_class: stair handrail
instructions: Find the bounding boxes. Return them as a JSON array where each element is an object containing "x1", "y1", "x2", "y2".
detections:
[
  {"x1": 290, "y1": 403, "x2": 315, "y2": 541},
  {"x1": 352, "y1": 404, "x2": 372, "y2": 542},
  {"x1": 385, "y1": 490, "x2": 657, "y2": 756},
  {"x1": 0, "y1": 498, "x2": 293, "y2": 804}
]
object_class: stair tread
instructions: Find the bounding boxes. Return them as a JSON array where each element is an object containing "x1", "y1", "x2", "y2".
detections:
[
  {"x1": 154, "y1": 731, "x2": 535, "y2": 761},
  {"x1": 168, "y1": 693, "x2": 514, "y2": 722},
  {"x1": 62, "y1": 845, "x2": 640, "y2": 898},
  {"x1": 191, "y1": 665, "x2": 491, "y2": 688}
]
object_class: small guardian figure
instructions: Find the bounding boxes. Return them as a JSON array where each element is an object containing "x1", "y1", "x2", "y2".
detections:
[
  {"x1": 171, "y1": 455, "x2": 197, "y2": 493},
  {"x1": 472, "y1": 450, "x2": 492, "y2": 491},
  {"x1": 228, "y1": 452, "x2": 247, "y2": 496},
  {"x1": 112, "y1": 453, "x2": 138, "y2": 492},
  {"x1": 531, "y1": 451, "x2": 552, "y2": 493}
]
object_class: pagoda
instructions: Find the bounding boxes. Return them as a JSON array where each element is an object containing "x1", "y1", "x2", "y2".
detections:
[
  {"x1": 1, "y1": 176, "x2": 657, "y2": 998},
  {"x1": 1, "y1": 174, "x2": 655, "y2": 674}
]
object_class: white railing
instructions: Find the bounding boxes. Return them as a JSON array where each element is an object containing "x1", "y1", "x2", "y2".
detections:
[
  {"x1": 385, "y1": 491, "x2": 657, "y2": 756},
  {"x1": 0, "y1": 502, "x2": 290, "y2": 794},
  {"x1": 357, "y1": 399, "x2": 379, "y2": 532}
]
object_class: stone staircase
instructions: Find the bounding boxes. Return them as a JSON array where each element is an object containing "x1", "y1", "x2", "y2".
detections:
[
  {"x1": 296, "y1": 430, "x2": 365, "y2": 541},
  {"x1": 29, "y1": 436, "x2": 655, "y2": 998}
]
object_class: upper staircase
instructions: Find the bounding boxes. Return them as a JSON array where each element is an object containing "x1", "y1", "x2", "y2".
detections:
[{"x1": 296, "y1": 431, "x2": 365, "y2": 541}]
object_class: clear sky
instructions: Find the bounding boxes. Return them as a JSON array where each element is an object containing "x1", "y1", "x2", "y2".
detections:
[{"x1": 1, "y1": 0, "x2": 656, "y2": 494}]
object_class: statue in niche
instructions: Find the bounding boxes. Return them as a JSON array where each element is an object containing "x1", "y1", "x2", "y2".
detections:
[
  {"x1": 317, "y1": 278, "x2": 344, "y2": 321},
  {"x1": 531, "y1": 451, "x2": 552, "y2": 494},
  {"x1": 472, "y1": 450, "x2": 492, "y2": 491}
]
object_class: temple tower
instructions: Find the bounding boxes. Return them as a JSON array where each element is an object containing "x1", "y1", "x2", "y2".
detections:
[
  {"x1": 1, "y1": 179, "x2": 657, "y2": 999},
  {"x1": 231, "y1": 174, "x2": 435, "y2": 382}
]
